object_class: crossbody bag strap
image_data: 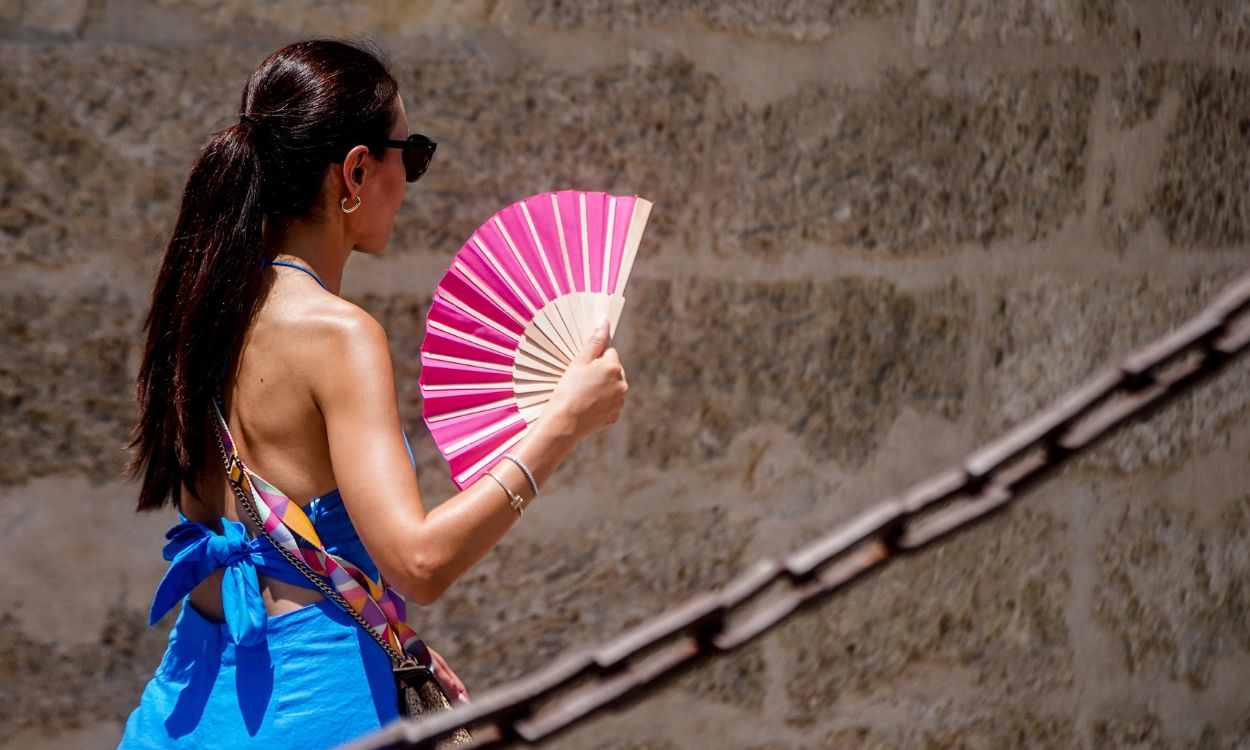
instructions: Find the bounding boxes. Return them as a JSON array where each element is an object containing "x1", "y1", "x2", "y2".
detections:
[{"x1": 209, "y1": 396, "x2": 431, "y2": 669}]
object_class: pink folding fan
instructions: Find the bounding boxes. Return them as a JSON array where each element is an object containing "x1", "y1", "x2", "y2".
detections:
[{"x1": 418, "y1": 190, "x2": 653, "y2": 489}]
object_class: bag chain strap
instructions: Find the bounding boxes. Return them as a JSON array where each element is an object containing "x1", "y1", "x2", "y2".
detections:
[{"x1": 210, "y1": 414, "x2": 423, "y2": 672}]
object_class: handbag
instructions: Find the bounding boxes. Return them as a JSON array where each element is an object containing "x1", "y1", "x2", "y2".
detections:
[{"x1": 210, "y1": 399, "x2": 472, "y2": 746}]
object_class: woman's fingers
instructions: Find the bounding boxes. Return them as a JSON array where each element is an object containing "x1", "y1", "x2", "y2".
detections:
[{"x1": 428, "y1": 646, "x2": 470, "y2": 705}]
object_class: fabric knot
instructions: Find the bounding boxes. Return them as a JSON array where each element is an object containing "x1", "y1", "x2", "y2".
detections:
[
  {"x1": 150, "y1": 518, "x2": 268, "y2": 647},
  {"x1": 202, "y1": 521, "x2": 253, "y2": 567}
]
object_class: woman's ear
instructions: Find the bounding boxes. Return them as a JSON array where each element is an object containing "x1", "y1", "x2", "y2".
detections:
[{"x1": 341, "y1": 144, "x2": 371, "y2": 196}]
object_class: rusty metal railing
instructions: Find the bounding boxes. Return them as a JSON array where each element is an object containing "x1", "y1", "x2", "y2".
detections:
[{"x1": 339, "y1": 271, "x2": 1250, "y2": 750}]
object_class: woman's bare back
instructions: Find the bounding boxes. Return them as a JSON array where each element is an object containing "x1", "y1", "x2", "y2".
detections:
[{"x1": 180, "y1": 271, "x2": 377, "y2": 620}]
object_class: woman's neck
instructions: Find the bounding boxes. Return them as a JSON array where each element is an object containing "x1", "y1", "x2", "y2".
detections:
[{"x1": 261, "y1": 215, "x2": 351, "y2": 295}]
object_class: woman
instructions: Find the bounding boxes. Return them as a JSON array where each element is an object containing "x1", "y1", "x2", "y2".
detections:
[{"x1": 120, "y1": 38, "x2": 627, "y2": 748}]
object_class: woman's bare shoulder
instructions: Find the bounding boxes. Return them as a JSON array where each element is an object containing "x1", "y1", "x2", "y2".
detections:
[
  {"x1": 291, "y1": 295, "x2": 395, "y2": 394},
  {"x1": 291, "y1": 295, "x2": 392, "y2": 365},
  {"x1": 250, "y1": 290, "x2": 395, "y2": 416}
]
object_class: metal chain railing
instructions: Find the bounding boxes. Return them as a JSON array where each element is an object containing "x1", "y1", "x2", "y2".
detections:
[{"x1": 340, "y1": 270, "x2": 1250, "y2": 750}]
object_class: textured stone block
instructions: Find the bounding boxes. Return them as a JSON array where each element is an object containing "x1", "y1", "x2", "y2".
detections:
[
  {"x1": 140, "y1": 0, "x2": 494, "y2": 35},
  {"x1": 418, "y1": 507, "x2": 756, "y2": 689},
  {"x1": 2, "y1": 0, "x2": 92, "y2": 36},
  {"x1": 1094, "y1": 495, "x2": 1250, "y2": 689},
  {"x1": 0, "y1": 43, "x2": 252, "y2": 268},
  {"x1": 983, "y1": 273, "x2": 1250, "y2": 473},
  {"x1": 0, "y1": 604, "x2": 168, "y2": 744},
  {"x1": 388, "y1": 49, "x2": 715, "y2": 262},
  {"x1": 624, "y1": 276, "x2": 968, "y2": 469},
  {"x1": 590, "y1": 741, "x2": 680, "y2": 750},
  {"x1": 1087, "y1": 713, "x2": 1250, "y2": 750},
  {"x1": 1176, "y1": 0, "x2": 1250, "y2": 52},
  {"x1": 5, "y1": 721, "x2": 125, "y2": 750},
  {"x1": 707, "y1": 69, "x2": 1097, "y2": 254},
  {"x1": 673, "y1": 638, "x2": 767, "y2": 712},
  {"x1": 0, "y1": 287, "x2": 141, "y2": 485},
  {"x1": 0, "y1": 0, "x2": 17, "y2": 28},
  {"x1": 820, "y1": 711, "x2": 1250, "y2": 749},
  {"x1": 822, "y1": 712, "x2": 1075, "y2": 749},
  {"x1": 0, "y1": 40, "x2": 714, "y2": 271},
  {"x1": 777, "y1": 506, "x2": 1071, "y2": 726},
  {"x1": 913, "y1": 0, "x2": 1118, "y2": 47},
  {"x1": 1107, "y1": 61, "x2": 1172, "y2": 130},
  {"x1": 510, "y1": 0, "x2": 902, "y2": 40},
  {"x1": 1108, "y1": 62, "x2": 1250, "y2": 248},
  {"x1": 1096, "y1": 61, "x2": 1180, "y2": 251},
  {"x1": 1150, "y1": 66, "x2": 1250, "y2": 248}
]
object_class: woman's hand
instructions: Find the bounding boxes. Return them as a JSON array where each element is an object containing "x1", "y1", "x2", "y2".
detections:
[
  {"x1": 429, "y1": 647, "x2": 469, "y2": 705},
  {"x1": 545, "y1": 318, "x2": 629, "y2": 442}
]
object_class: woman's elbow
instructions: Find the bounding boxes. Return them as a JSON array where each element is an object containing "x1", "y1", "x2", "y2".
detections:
[
  {"x1": 407, "y1": 586, "x2": 443, "y2": 607},
  {"x1": 399, "y1": 551, "x2": 450, "y2": 606}
]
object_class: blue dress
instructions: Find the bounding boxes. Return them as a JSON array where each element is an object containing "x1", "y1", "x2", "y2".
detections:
[{"x1": 119, "y1": 434, "x2": 422, "y2": 749}]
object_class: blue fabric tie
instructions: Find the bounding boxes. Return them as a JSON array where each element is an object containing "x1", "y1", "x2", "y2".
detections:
[
  {"x1": 149, "y1": 379, "x2": 418, "y2": 647},
  {"x1": 149, "y1": 518, "x2": 311, "y2": 647}
]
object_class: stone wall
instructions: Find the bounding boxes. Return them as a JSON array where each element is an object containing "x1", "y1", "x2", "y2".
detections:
[{"x1": 2, "y1": 1, "x2": 1248, "y2": 747}]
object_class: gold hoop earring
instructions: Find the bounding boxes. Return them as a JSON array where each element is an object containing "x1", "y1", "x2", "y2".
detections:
[{"x1": 340, "y1": 195, "x2": 362, "y2": 214}]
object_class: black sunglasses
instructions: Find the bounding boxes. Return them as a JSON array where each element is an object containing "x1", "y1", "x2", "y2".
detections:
[{"x1": 376, "y1": 133, "x2": 437, "y2": 183}]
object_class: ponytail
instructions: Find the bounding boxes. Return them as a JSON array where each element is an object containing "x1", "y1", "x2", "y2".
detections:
[{"x1": 125, "y1": 123, "x2": 266, "y2": 512}]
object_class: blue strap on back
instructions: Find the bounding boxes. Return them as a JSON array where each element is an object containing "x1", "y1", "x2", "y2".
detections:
[{"x1": 267, "y1": 259, "x2": 330, "y2": 291}]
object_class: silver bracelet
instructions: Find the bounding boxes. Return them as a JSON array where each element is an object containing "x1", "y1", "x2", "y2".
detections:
[
  {"x1": 500, "y1": 453, "x2": 539, "y2": 500},
  {"x1": 485, "y1": 471, "x2": 525, "y2": 517}
]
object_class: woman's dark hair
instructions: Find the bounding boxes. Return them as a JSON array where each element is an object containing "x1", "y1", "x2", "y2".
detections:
[{"x1": 125, "y1": 39, "x2": 399, "y2": 512}]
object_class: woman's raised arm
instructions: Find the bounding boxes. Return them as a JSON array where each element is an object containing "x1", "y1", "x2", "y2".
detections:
[{"x1": 314, "y1": 306, "x2": 624, "y2": 605}]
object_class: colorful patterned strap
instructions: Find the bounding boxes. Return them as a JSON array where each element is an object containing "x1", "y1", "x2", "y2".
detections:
[{"x1": 210, "y1": 395, "x2": 430, "y2": 667}]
